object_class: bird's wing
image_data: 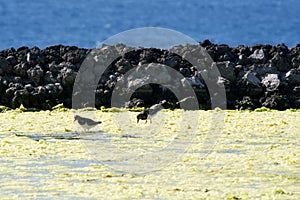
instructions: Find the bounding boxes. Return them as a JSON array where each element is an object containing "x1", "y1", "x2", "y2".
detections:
[
  {"x1": 177, "y1": 96, "x2": 195, "y2": 104},
  {"x1": 148, "y1": 103, "x2": 164, "y2": 116}
]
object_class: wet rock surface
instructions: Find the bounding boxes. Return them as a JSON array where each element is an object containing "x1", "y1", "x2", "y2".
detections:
[{"x1": 0, "y1": 42, "x2": 300, "y2": 110}]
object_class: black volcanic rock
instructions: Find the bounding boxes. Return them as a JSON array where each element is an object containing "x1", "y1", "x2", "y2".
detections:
[
  {"x1": 0, "y1": 57, "x2": 12, "y2": 74},
  {"x1": 0, "y1": 42, "x2": 300, "y2": 110}
]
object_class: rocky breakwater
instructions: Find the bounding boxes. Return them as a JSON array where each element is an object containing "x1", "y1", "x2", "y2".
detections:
[
  {"x1": 0, "y1": 45, "x2": 89, "y2": 109},
  {"x1": 200, "y1": 41, "x2": 300, "y2": 110},
  {"x1": 0, "y1": 41, "x2": 300, "y2": 110}
]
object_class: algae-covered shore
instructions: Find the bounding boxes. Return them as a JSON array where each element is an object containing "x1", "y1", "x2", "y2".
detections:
[{"x1": 0, "y1": 109, "x2": 299, "y2": 199}]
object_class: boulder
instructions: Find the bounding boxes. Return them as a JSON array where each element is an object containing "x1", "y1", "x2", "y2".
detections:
[
  {"x1": 252, "y1": 63, "x2": 277, "y2": 76},
  {"x1": 235, "y1": 96, "x2": 257, "y2": 110},
  {"x1": 12, "y1": 89, "x2": 29, "y2": 108},
  {"x1": 24, "y1": 84, "x2": 34, "y2": 92},
  {"x1": 200, "y1": 39, "x2": 213, "y2": 47},
  {"x1": 125, "y1": 98, "x2": 144, "y2": 108},
  {"x1": 237, "y1": 54, "x2": 249, "y2": 65},
  {"x1": 115, "y1": 58, "x2": 132, "y2": 74},
  {"x1": 59, "y1": 67, "x2": 77, "y2": 87},
  {"x1": 6, "y1": 55, "x2": 17, "y2": 66},
  {"x1": 242, "y1": 71, "x2": 261, "y2": 87},
  {"x1": 216, "y1": 61, "x2": 236, "y2": 82},
  {"x1": 262, "y1": 94, "x2": 290, "y2": 110},
  {"x1": 13, "y1": 63, "x2": 28, "y2": 77},
  {"x1": 179, "y1": 67, "x2": 190, "y2": 77},
  {"x1": 45, "y1": 70, "x2": 60, "y2": 85},
  {"x1": 238, "y1": 71, "x2": 263, "y2": 96},
  {"x1": 181, "y1": 76, "x2": 205, "y2": 88},
  {"x1": 2, "y1": 43, "x2": 300, "y2": 110},
  {"x1": 0, "y1": 57, "x2": 12, "y2": 74},
  {"x1": 249, "y1": 49, "x2": 266, "y2": 63},
  {"x1": 271, "y1": 52, "x2": 292, "y2": 72},
  {"x1": 285, "y1": 69, "x2": 300, "y2": 85},
  {"x1": 291, "y1": 56, "x2": 300, "y2": 68},
  {"x1": 27, "y1": 65, "x2": 44, "y2": 84},
  {"x1": 261, "y1": 74, "x2": 281, "y2": 91},
  {"x1": 293, "y1": 86, "x2": 300, "y2": 94}
]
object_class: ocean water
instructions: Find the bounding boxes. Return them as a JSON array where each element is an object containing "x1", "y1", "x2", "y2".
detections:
[{"x1": 0, "y1": 0, "x2": 299, "y2": 50}]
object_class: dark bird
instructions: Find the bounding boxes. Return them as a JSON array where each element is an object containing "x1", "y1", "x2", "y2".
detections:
[
  {"x1": 137, "y1": 109, "x2": 149, "y2": 123},
  {"x1": 136, "y1": 101, "x2": 164, "y2": 123},
  {"x1": 136, "y1": 97, "x2": 198, "y2": 123},
  {"x1": 74, "y1": 115, "x2": 102, "y2": 131}
]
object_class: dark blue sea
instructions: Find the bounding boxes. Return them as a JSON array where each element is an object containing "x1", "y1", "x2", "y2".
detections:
[{"x1": 0, "y1": 0, "x2": 299, "y2": 50}]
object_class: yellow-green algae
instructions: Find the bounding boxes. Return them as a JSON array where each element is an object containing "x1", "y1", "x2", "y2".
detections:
[{"x1": 0, "y1": 108, "x2": 299, "y2": 199}]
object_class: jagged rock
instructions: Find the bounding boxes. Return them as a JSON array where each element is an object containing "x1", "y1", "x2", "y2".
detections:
[
  {"x1": 217, "y1": 76, "x2": 231, "y2": 90},
  {"x1": 5, "y1": 87, "x2": 16, "y2": 99},
  {"x1": 59, "y1": 67, "x2": 77, "y2": 87},
  {"x1": 27, "y1": 65, "x2": 44, "y2": 84},
  {"x1": 165, "y1": 57, "x2": 178, "y2": 68},
  {"x1": 48, "y1": 62, "x2": 63, "y2": 75},
  {"x1": 26, "y1": 52, "x2": 37, "y2": 66},
  {"x1": 6, "y1": 55, "x2": 17, "y2": 66},
  {"x1": 242, "y1": 71, "x2": 261, "y2": 87},
  {"x1": 262, "y1": 94, "x2": 290, "y2": 110},
  {"x1": 252, "y1": 63, "x2": 277, "y2": 76},
  {"x1": 271, "y1": 52, "x2": 292, "y2": 72},
  {"x1": 215, "y1": 44, "x2": 230, "y2": 54},
  {"x1": 215, "y1": 44, "x2": 235, "y2": 61},
  {"x1": 13, "y1": 63, "x2": 28, "y2": 77},
  {"x1": 0, "y1": 57, "x2": 12, "y2": 74},
  {"x1": 293, "y1": 86, "x2": 300, "y2": 94},
  {"x1": 239, "y1": 71, "x2": 263, "y2": 96},
  {"x1": 261, "y1": 74, "x2": 281, "y2": 91},
  {"x1": 237, "y1": 54, "x2": 249, "y2": 65},
  {"x1": 9, "y1": 82, "x2": 23, "y2": 90},
  {"x1": 181, "y1": 76, "x2": 205, "y2": 88},
  {"x1": 13, "y1": 76, "x2": 22, "y2": 84},
  {"x1": 249, "y1": 49, "x2": 266, "y2": 63},
  {"x1": 234, "y1": 45, "x2": 251, "y2": 57},
  {"x1": 179, "y1": 67, "x2": 190, "y2": 77},
  {"x1": 24, "y1": 84, "x2": 34, "y2": 92},
  {"x1": 294, "y1": 99, "x2": 300, "y2": 108},
  {"x1": 291, "y1": 56, "x2": 300, "y2": 68},
  {"x1": 12, "y1": 89, "x2": 29, "y2": 108},
  {"x1": 45, "y1": 83, "x2": 63, "y2": 98},
  {"x1": 216, "y1": 61, "x2": 236, "y2": 82},
  {"x1": 285, "y1": 69, "x2": 300, "y2": 85},
  {"x1": 235, "y1": 96, "x2": 257, "y2": 110},
  {"x1": 125, "y1": 98, "x2": 144, "y2": 108},
  {"x1": 0, "y1": 43, "x2": 300, "y2": 110},
  {"x1": 115, "y1": 58, "x2": 132, "y2": 74},
  {"x1": 44, "y1": 71, "x2": 58, "y2": 84},
  {"x1": 200, "y1": 39, "x2": 213, "y2": 47}
]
